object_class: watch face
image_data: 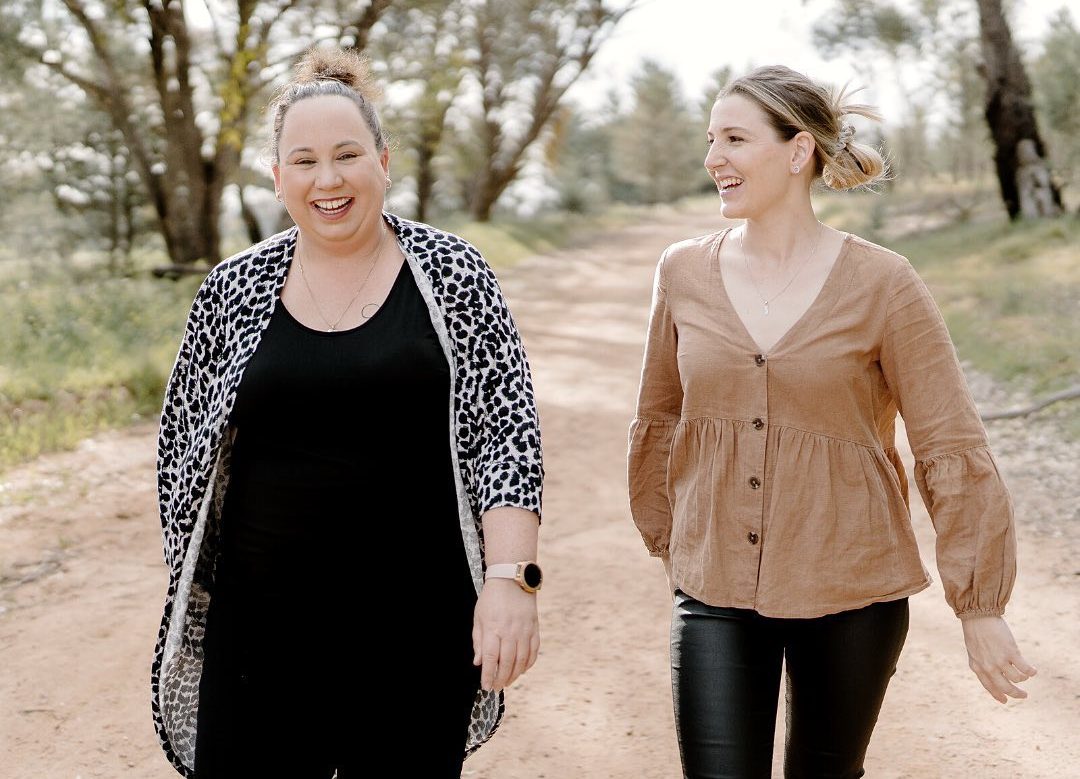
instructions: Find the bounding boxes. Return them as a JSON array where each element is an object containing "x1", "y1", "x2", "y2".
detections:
[{"x1": 522, "y1": 562, "x2": 543, "y2": 590}]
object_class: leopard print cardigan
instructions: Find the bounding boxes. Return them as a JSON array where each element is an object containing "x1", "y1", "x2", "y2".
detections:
[{"x1": 150, "y1": 213, "x2": 544, "y2": 776}]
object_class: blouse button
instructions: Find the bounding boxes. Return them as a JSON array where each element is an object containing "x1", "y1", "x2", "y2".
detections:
[
  {"x1": 754, "y1": 354, "x2": 766, "y2": 366},
  {"x1": 747, "y1": 531, "x2": 759, "y2": 545},
  {"x1": 752, "y1": 418, "x2": 764, "y2": 430},
  {"x1": 748, "y1": 476, "x2": 761, "y2": 489}
]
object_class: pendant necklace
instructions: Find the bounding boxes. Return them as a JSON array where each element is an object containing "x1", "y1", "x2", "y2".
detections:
[
  {"x1": 740, "y1": 224, "x2": 824, "y2": 316},
  {"x1": 297, "y1": 226, "x2": 388, "y2": 331}
]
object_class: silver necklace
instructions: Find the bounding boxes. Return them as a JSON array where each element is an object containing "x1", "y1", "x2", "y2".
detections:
[
  {"x1": 297, "y1": 227, "x2": 388, "y2": 331},
  {"x1": 739, "y1": 224, "x2": 824, "y2": 316}
]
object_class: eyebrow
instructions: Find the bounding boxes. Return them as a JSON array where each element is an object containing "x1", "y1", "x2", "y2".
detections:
[
  {"x1": 285, "y1": 140, "x2": 362, "y2": 156},
  {"x1": 711, "y1": 126, "x2": 752, "y2": 135}
]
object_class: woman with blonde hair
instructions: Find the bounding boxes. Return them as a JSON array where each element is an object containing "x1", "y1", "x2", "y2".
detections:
[
  {"x1": 628, "y1": 65, "x2": 1034, "y2": 778},
  {"x1": 151, "y1": 47, "x2": 544, "y2": 778}
]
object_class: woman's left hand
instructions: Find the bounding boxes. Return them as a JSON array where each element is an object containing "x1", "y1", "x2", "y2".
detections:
[
  {"x1": 961, "y1": 615, "x2": 1037, "y2": 703},
  {"x1": 472, "y1": 580, "x2": 540, "y2": 692}
]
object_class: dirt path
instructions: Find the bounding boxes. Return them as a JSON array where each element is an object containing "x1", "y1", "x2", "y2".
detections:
[{"x1": 2, "y1": 203, "x2": 1078, "y2": 778}]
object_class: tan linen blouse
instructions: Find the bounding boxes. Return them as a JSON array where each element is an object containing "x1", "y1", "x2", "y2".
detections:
[{"x1": 628, "y1": 228, "x2": 1016, "y2": 620}]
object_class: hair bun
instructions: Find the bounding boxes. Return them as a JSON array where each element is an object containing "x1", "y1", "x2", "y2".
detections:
[{"x1": 294, "y1": 47, "x2": 381, "y2": 101}]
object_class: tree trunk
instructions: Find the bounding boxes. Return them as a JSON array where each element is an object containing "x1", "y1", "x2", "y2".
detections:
[
  {"x1": 415, "y1": 137, "x2": 437, "y2": 223},
  {"x1": 237, "y1": 185, "x2": 264, "y2": 246},
  {"x1": 975, "y1": 0, "x2": 1063, "y2": 219}
]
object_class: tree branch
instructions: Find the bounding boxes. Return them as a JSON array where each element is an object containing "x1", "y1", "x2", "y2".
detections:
[
  {"x1": 346, "y1": 0, "x2": 394, "y2": 52},
  {"x1": 981, "y1": 384, "x2": 1080, "y2": 421}
]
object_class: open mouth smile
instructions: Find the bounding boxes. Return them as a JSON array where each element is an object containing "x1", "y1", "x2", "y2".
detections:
[
  {"x1": 715, "y1": 176, "x2": 744, "y2": 193},
  {"x1": 311, "y1": 197, "x2": 354, "y2": 217}
]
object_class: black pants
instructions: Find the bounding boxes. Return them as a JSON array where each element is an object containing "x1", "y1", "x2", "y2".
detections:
[
  {"x1": 193, "y1": 549, "x2": 481, "y2": 778},
  {"x1": 671, "y1": 592, "x2": 909, "y2": 779}
]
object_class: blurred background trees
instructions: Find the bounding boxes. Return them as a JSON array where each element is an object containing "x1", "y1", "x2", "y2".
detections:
[
  {"x1": 814, "y1": 0, "x2": 1071, "y2": 221},
  {"x1": 1, "y1": 0, "x2": 1077, "y2": 469},
  {"x1": 0, "y1": 0, "x2": 1075, "y2": 275}
]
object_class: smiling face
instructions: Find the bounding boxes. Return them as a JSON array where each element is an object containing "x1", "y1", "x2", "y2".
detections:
[
  {"x1": 704, "y1": 94, "x2": 810, "y2": 220},
  {"x1": 272, "y1": 94, "x2": 389, "y2": 252}
]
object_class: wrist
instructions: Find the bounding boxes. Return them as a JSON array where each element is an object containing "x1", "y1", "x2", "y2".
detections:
[{"x1": 484, "y1": 560, "x2": 543, "y2": 593}]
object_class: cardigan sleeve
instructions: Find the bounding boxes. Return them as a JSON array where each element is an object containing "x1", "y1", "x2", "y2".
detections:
[
  {"x1": 470, "y1": 257, "x2": 545, "y2": 520},
  {"x1": 879, "y1": 259, "x2": 1016, "y2": 619},
  {"x1": 627, "y1": 251, "x2": 683, "y2": 557},
  {"x1": 156, "y1": 273, "x2": 221, "y2": 570}
]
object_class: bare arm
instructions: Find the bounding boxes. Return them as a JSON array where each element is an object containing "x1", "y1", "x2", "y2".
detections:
[{"x1": 472, "y1": 506, "x2": 541, "y2": 692}]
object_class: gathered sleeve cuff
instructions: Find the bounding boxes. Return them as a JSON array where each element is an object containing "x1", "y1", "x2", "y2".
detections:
[
  {"x1": 914, "y1": 446, "x2": 1016, "y2": 618},
  {"x1": 880, "y1": 259, "x2": 1016, "y2": 619},
  {"x1": 628, "y1": 418, "x2": 678, "y2": 556},
  {"x1": 627, "y1": 251, "x2": 682, "y2": 557}
]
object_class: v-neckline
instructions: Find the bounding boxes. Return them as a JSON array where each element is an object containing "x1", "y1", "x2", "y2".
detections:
[{"x1": 712, "y1": 227, "x2": 853, "y2": 356}]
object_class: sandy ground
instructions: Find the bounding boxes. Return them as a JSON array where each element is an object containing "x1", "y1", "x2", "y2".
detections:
[{"x1": 1, "y1": 202, "x2": 1078, "y2": 778}]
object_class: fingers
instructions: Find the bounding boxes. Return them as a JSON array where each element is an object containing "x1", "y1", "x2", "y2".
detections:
[
  {"x1": 480, "y1": 632, "x2": 501, "y2": 692},
  {"x1": 970, "y1": 659, "x2": 1034, "y2": 703},
  {"x1": 507, "y1": 635, "x2": 534, "y2": 687},
  {"x1": 493, "y1": 636, "x2": 518, "y2": 691},
  {"x1": 475, "y1": 633, "x2": 539, "y2": 692},
  {"x1": 1001, "y1": 663, "x2": 1033, "y2": 684},
  {"x1": 1011, "y1": 656, "x2": 1038, "y2": 677}
]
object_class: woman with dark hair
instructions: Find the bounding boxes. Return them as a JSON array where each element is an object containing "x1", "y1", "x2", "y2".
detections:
[
  {"x1": 151, "y1": 47, "x2": 544, "y2": 778},
  {"x1": 628, "y1": 65, "x2": 1034, "y2": 778}
]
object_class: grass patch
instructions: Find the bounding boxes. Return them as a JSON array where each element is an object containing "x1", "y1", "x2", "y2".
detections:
[
  {"x1": 817, "y1": 184, "x2": 1079, "y2": 397},
  {"x1": 436, "y1": 203, "x2": 649, "y2": 268},
  {"x1": 0, "y1": 270, "x2": 199, "y2": 471},
  {"x1": 0, "y1": 204, "x2": 655, "y2": 473}
]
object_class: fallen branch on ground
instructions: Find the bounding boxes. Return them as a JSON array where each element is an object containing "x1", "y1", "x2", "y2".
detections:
[{"x1": 981, "y1": 384, "x2": 1080, "y2": 421}]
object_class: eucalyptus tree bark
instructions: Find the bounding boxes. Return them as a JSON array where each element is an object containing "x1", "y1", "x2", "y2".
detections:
[{"x1": 975, "y1": 0, "x2": 1063, "y2": 219}]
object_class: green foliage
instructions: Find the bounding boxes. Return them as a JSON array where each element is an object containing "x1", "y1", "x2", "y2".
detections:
[
  {"x1": 812, "y1": 0, "x2": 930, "y2": 59},
  {"x1": 439, "y1": 205, "x2": 644, "y2": 268},
  {"x1": 816, "y1": 186, "x2": 1079, "y2": 394},
  {"x1": 0, "y1": 268, "x2": 198, "y2": 470},
  {"x1": 611, "y1": 60, "x2": 705, "y2": 205},
  {"x1": 1032, "y1": 8, "x2": 1080, "y2": 203},
  {"x1": 545, "y1": 106, "x2": 622, "y2": 213},
  {"x1": 699, "y1": 66, "x2": 733, "y2": 119}
]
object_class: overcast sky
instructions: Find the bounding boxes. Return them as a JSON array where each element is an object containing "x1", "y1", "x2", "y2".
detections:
[{"x1": 568, "y1": 0, "x2": 1078, "y2": 121}]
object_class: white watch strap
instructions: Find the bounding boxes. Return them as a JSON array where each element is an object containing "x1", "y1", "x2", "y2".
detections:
[{"x1": 485, "y1": 563, "x2": 518, "y2": 580}]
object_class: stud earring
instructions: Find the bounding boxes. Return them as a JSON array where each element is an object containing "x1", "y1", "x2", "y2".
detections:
[
  {"x1": 791, "y1": 164, "x2": 801, "y2": 174},
  {"x1": 385, "y1": 177, "x2": 392, "y2": 190},
  {"x1": 275, "y1": 191, "x2": 282, "y2": 201}
]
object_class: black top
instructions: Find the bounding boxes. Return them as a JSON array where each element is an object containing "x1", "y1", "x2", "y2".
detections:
[{"x1": 217, "y1": 259, "x2": 464, "y2": 624}]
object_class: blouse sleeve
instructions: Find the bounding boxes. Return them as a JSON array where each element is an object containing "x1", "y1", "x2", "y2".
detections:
[
  {"x1": 879, "y1": 259, "x2": 1016, "y2": 619},
  {"x1": 628, "y1": 252, "x2": 683, "y2": 557},
  {"x1": 471, "y1": 257, "x2": 545, "y2": 521}
]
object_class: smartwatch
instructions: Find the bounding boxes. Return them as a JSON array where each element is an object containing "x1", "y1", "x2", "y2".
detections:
[{"x1": 485, "y1": 561, "x2": 543, "y2": 593}]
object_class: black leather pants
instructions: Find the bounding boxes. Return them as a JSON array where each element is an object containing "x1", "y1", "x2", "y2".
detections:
[{"x1": 671, "y1": 592, "x2": 909, "y2": 779}]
